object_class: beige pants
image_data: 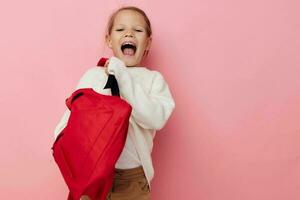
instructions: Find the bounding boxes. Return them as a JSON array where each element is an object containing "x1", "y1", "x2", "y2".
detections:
[{"x1": 106, "y1": 166, "x2": 151, "y2": 200}]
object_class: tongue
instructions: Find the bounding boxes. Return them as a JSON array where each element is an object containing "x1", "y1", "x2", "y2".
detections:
[{"x1": 123, "y1": 48, "x2": 135, "y2": 56}]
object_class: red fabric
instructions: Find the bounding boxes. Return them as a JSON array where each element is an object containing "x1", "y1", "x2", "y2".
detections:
[
  {"x1": 51, "y1": 57, "x2": 132, "y2": 200},
  {"x1": 97, "y1": 57, "x2": 108, "y2": 66}
]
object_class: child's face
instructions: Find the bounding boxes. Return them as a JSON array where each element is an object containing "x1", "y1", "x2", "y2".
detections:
[{"x1": 106, "y1": 10, "x2": 152, "y2": 67}]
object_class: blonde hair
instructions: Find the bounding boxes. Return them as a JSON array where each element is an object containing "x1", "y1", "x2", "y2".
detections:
[{"x1": 105, "y1": 6, "x2": 152, "y2": 58}]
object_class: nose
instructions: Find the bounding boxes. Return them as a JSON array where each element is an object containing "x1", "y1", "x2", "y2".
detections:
[{"x1": 124, "y1": 30, "x2": 134, "y2": 37}]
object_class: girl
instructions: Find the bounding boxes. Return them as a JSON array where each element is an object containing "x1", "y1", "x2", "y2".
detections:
[{"x1": 54, "y1": 6, "x2": 175, "y2": 200}]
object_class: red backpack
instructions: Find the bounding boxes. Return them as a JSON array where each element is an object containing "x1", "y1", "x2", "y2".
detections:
[{"x1": 51, "y1": 58, "x2": 132, "y2": 200}]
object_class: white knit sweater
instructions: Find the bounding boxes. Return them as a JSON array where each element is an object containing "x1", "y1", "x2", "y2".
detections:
[{"x1": 53, "y1": 56, "x2": 176, "y2": 188}]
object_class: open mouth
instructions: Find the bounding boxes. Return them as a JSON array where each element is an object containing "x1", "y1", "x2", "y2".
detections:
[{"x1": 121, "y1": 42, "x2": 137, "y2": 56}]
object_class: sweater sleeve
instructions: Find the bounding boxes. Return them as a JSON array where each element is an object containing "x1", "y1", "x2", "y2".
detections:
[
  {"x1": 107, "y1": 56, "x2": 176, "y2": 131},
  {"x1": 53, "y1": 67, "x2": 96, "y2": 140}
]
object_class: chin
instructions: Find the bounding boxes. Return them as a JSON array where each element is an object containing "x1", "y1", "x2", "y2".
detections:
[
  {"x1": 121, "y1": 56, "x2": 141, "y2": 67},
  {"x1": 125, "y1": 61, "x2": 138, "y2": 67}
]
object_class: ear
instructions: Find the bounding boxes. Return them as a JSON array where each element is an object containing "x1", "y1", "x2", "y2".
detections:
[
  {"x1": 146, "y1": 36, "x2": 152, "y2": 50},
  {"x1": 105, "y1": 34, "x2": 113, "y2": 49}
]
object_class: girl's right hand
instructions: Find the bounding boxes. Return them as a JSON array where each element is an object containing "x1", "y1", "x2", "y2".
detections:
[{"x1": 104, "y1": 60, "x2": 109, "y2": 75}]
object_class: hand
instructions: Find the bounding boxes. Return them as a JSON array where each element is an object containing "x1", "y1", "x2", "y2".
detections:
[
  {"x1": 80, "y1": 195, "x2": 90, "y2": 200},
  {"x1": 104, "y1": 59, "x2": 109, "y2": 75}
]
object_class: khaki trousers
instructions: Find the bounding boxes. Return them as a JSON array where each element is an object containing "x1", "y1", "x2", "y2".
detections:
[{"x1": 106, "y1": 166, "x2": 151, "y2": 200}]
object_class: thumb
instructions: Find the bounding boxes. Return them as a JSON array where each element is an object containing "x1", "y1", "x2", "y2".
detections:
[
  {"x1": 104, "y1": 67, "x2": 108, "y2": 75},
  {"x1": 104, "y1": 60, "x2": 109, "y2": 68}
]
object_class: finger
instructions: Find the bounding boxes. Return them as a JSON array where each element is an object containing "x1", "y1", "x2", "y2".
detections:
[{"x1": 104, "y1": 60, "x2": 109, "y2": 68}]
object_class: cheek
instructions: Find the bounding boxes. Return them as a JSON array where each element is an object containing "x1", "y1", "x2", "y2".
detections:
[
  {"x1": 110, "y1": 35, "x2": 120, "y2": 45},
  {"x1": 112, "y1": 41, "x2": 120, "y2": 50},
  {"x1": 138, "y1": 39, "x2": 148, "y2": 50}
]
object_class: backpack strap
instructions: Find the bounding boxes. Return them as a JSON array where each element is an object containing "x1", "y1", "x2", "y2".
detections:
[
  {"x1": 97, "y1": 57, "x2": 108, "y2": 67},
  {"x1": 96, "y1": 57, "x2": 120, "y2": 97},
  {"x1": 65, "y1": 89, "x2": 85, "y2": 110}
]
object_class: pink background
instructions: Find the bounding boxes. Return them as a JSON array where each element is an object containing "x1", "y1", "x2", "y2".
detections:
[{"x1": 1, "y1": 0, "x2": 300, "y2": 199}]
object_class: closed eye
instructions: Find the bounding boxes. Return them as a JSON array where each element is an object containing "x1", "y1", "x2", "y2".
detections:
[{"x1": 115, "y1": 29, "x2": 143, "y2": 32}]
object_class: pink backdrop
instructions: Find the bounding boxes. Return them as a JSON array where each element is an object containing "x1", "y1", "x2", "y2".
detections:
[{"x1": 0, "y1": 0, "x2": 299, "y2": 199}]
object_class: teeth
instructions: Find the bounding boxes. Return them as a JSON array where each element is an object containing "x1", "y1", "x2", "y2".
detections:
[{"x1": 122, "y1": 41, "x2": 136, "y2": 46}]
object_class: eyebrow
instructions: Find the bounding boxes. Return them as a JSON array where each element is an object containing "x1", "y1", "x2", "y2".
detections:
[{"x1": 114, "y1": 24, "x2": 145, "y2": 29}]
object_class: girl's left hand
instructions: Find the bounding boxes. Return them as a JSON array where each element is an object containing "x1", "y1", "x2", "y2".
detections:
[{"x1": 80, "y1": 195, "x2": 90, "y2": 200}]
